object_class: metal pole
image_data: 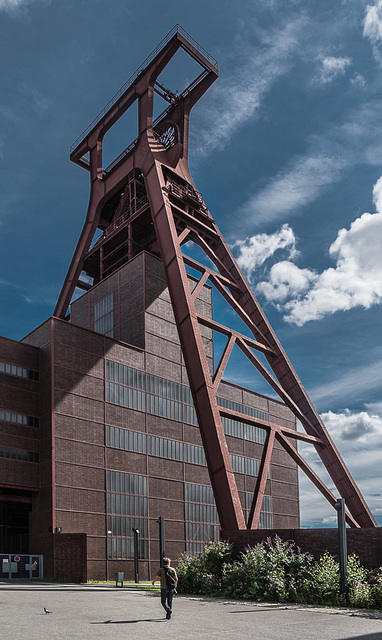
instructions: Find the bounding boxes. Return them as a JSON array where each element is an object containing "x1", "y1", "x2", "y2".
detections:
[
  {"x1": 156, "y1": 517, "x2": 165, "y2": 567},
  {"x1": 132, "y1": 528, "x2": 139, "y2": 583},
  {"x1": 335, "y1": 498, "x2": 348, "y2": 599}
]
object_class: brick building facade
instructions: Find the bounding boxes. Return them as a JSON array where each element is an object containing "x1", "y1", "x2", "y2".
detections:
[{"x1": 0, "y1": 252, "x2": 299, "y2": 581}]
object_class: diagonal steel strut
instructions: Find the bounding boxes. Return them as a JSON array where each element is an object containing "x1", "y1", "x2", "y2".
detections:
[{"x1": 55, "y1": 25, "x2": 376, "y2": 530}]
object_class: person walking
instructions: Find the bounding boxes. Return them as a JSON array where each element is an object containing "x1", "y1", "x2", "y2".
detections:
[{"x1": 152, "y1": 557, "x2": 178, "y2": 619}]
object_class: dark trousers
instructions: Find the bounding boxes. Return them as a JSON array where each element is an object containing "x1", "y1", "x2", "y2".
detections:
[{"x1": 160, "y1": 588, "x2": 174, "y2": 613}]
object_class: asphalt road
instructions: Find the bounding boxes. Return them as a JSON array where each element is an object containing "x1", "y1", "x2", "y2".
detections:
[{"x1": 0, "y1": 582, "x2": 381, "y2": 640}]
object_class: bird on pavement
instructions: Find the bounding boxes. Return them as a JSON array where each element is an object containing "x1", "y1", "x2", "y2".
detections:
[{"x1": 44, "y1": 607, "x2": 53, "y2": 614}]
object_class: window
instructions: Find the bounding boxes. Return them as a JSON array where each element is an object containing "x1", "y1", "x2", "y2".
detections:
[
  {"x1": 0, "y1": 360, "x2": 38, "y2": 381},
  {"x1": 244, "y1": 492, "x2": 273, "y2": 528},
  {"x1": 0, "y1": 446, "x2": 39, "y2": 463},
  {"x1": 107, "y1": 470, "x2": 148, "y2": 559},
  {"x1": 94, "y1": 294, "x2": 114, "y2": 337},
  {"x1": 105, "y1": 360, "x2": 269, "y2": 433},
  {"x1": 185, "y1": 483, "x2": 219, "y2": 555},
  {"x1": 182, "y1": 386, "x2": 198, "y2": 426},
  {"x1": 0, "y1": 409, "x2": 39, "y2": 427},
  {"x1": 106, "y1": 426, "x2": 262, "y2": 476},
  {"x1": 106, "y1": 426, "x2": 207, "y2": 466}
]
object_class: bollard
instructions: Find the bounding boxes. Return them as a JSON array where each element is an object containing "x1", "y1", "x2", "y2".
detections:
[{"x1": 115, "y1": 572, "x2": 124, "y2": 587}]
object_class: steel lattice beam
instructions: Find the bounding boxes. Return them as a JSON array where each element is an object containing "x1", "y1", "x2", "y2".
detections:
[{"x1": 55, "y1": 25, "x2": 377, "y2": 530}]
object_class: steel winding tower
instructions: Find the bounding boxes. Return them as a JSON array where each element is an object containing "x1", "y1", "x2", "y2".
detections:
[{"x1": 55, "y1": 25, "x2": 376, "y2": 530}]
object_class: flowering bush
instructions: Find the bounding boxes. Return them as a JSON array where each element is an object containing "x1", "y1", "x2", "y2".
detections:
[
  {"x1": 177, "y1": 537, "x2": 382, "y2": 610},
  {"x1": 369, "y1": 568, "x2": 382, "y2": 609},
  {"x1": 347, "y1": 554, "x2": 373, "y2": 608},
  {"x1": 303, "y1": 551, "x2": 340, "y2": 605},
  {"x1": 177, "y1": 541, "x2": 232, "y2": 596},
  {"x1": 222, "y1": 536, "x2": 314, "y2": 602}
]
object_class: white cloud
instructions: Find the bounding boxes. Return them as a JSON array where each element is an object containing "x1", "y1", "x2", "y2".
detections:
[
  {"x1": 320, "y1": 408, "x2": 382, "y2": 442},
  {"x1": 317, "y1": 56, "x2": 351, "y2": 84},
  {"x1": 363, "y1": 1, "x2": 382, "y2": 62},
  {"x1": 194, "y1": 16, "x2": 307, "y2": 155},
  {"x1": 240, "y1": 154, "x2": 346, "y2": 227},
  {"x1": 321, "y1": 515, "x2": 337, "y2": 525},
  {"x1": 0, "y1": 0, "x2": 34, "y2": 11},
  {"x1": 366, "y1": 400, "x2": 382, "y2": 414},
  {"x1": 251, "y1": 176, "x2": 382, "y2": 325},
  {"x1": 351, "y1": 72, "x2": 366, "y2": 87},
  {"x1": 234, "y1": 223, "x2": 298, "y2": 280},
  {"x1": 256, "y1": 260, "x2": 316, "y2": 303},
  {"x1": 232, "y1": 100, "x2": 382, "y2": 229},
  {"x1": 284, "y1": 212, "x2": 382, "y2": 325},
  {"x1": 310, "y1": 357, "x2": 382, "y2": 407},
  {"x1": 298, "y1": 405, "x2": 382, "y2": 526},
  {"x1": 363, "y1": 0, "x2": 382, "y2": 43}
]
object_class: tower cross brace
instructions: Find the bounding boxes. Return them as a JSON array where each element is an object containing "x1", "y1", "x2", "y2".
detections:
[{"x1": 55, "y1": 25, "x2": 376, "y2": 530}]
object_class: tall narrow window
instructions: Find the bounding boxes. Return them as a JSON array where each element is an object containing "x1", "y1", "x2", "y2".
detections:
[
  {"x1": 244, "y1": 492, "x2": 273, "y2": 528},
  {"x1": 106, "y1": 470, "x2": 148, "y2": 559},
  {"x1": 185, "y1": 483, "x2": 219, "y2": 555},
  {"x1": 94, "y1": 294, "x2": 114, "y2": 337}
]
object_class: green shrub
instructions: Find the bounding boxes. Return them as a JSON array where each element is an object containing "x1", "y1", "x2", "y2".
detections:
[
  {"x1": 347, "y1": 554, "x2": 373, "y2": 608},
  {"x1": 369, "y1": 568, "x2": 382, "y2": 609},
  {"x1": 176, "y1": 537, "x2": 382, "y2": 610},
  {"x1": 222, "y1": 536, "x2": 314, "y2": 602},
  {"x1": 303, "y1": 551, "x2": 340, "y2": 606},
  {"x1": 177, "y1": 541, "x2": 232, "y2": 596}
]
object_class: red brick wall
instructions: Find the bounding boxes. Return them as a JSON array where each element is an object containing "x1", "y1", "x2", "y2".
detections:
[
  {"x1": 53, "y1": 532, "x2": 87, "y2": 582},
  {"x1": 222, "y1": 527, "x2": 382, "y2": 570}
]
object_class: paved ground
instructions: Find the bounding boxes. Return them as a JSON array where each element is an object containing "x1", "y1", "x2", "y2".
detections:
[{"x1": 0, "y1": 582, "x2": 381, "y2": 640}]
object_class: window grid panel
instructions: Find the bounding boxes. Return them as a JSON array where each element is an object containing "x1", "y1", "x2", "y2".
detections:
[
  {"x1": 0, "y1": 409, "x2": 39, "y2": 427},
  {"x1": 94, "y1": 294, "x2": 114, "y2": 337},
  {"x1": 185, "y1": 482, "x2": 219, "y2": 554},
  {"x1": 106, "y1": 424, "x2": 262, "y2": 478},
  {"x1": 105, "y1": 361, "x2": 270, "y2": 437},
  {"x1": 0, "y1": 360, "x2": 39, "y2": 381},
  {"x1": 0, "y1": 446, "x2": 39, "y2": 462},
  {"x1": 217, "y1": 396, "x2": 269, "y2": 423},
  {"x1": 107, "y1": 471, "x2": 148, "y2": 560},
  {"x1": 244, "y1": 492, "x2": 273, "y2": 529}
]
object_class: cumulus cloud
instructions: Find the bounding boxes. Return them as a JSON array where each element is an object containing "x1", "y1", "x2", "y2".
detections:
[
  {"x1": 317, "y1": 56, "x2": 351, "y2": 84},
  {"x1": 256, "y1": 261, "x2": 316, "y2": 303},
  {"x1": 251, "y1": 176, "x2": 382, "y2": 325},
  {"x1": 320, "y1": 408, "x2": 382, "y2": 442},
  {"x1": 234, "y1": 223, "x2": 298, "y2": 280},
  {"x1": 366, "y1": 400, "x2": 382, "y2": 414},
  {"x1": 298, "y1": 405, "x2": 382, "y2": 526},
  {"x1": 284, "y1": 213, "x2": 382, "y2": 325}
]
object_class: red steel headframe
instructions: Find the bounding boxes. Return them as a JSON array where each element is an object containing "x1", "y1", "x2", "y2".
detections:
[{"x1": 55, "y1": 25, "x2": 377, "y2": 530}]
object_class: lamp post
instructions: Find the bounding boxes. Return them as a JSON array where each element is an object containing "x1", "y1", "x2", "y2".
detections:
[
  {"x1": 132, "y1": 528, "x2": 139, "y2": 583},
  {"x1": 335, "y1": 498, "x2": 348, "y2": 600},
  {"x1": 156, "y1": 517, "x2": 165, "y2": 567}
]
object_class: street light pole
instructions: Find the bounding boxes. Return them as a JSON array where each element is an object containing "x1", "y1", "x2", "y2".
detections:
[
  {"x1": 132, "y1": 528, "x2": 139, "y2": 583},
  {"x1": 156, "y1": 517, "x2": 165, "y2": 567},
  {"x1": 335, "y1": 498, "x2": 348, "y2": 600}
]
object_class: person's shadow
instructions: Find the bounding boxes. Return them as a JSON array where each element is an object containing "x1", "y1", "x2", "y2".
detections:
[{"x1": 92, "y1": 618, "x2": 166, "y2": 624}]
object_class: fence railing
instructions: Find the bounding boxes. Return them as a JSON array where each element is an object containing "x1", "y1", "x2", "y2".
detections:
[{"x1": 0, "y1": 554, "x2": 43, "y2": 580}]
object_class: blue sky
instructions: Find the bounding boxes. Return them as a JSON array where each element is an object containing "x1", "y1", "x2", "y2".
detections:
[{"x1": 1, "y1": 0, "x2": 381, "y2": 528}]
